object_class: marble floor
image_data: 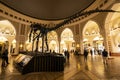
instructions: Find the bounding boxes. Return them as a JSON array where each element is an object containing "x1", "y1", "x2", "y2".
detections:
[{"x1": 0, "y1": 54, "x2": 120, "y2": 80}]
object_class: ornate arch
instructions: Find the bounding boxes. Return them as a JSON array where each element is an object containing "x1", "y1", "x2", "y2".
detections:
[
  {"x1": 105, "y1": 3, "x2": 120, "y2": 53},
  {"x1": 60, "y1": 28, "x2": 74, "y2": 52},
  {"x1": 0, "y1": 20, "x2": 16, "y2": 36},
  {"x1": 61, "y1": 28, "x2": 74, "y2": 41},
  {"x1": 83, "y1": 20, "x2": 100, "y2": 37}
]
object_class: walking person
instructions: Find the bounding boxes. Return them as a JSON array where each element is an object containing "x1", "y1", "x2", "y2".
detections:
[
  {"x1": 4, "y1": 47, "x2": 9, "y2": 64},
  {"x1": 84, "y1": 48, "x2": 88, "y2": 62},
  {"x1": 90, "y1": 49, "x2": 93, "y2": 56},
  {"x1": 1, "y1": 52, "x2": 5, "y2": 67},
  {"x1": 102, "y1": 49, "x2": 108, "y2": 64},
  {"x1": 66, "y1": 50, "x2": 70, "y2": 61},
  {"x1": 1, "y1": 46, "x2": 9, "y2": 67},
  {"x1": 64, "y1": 50, "x2": 70, "y2": 62}
]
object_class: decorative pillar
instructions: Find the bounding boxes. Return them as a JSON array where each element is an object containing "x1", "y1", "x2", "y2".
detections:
[
  {"x1": 74, "y1": 35, "x2": 80, "y2": 53},
  {"x1": 80, "y1": 34, "x2": 84, "y2": 54},
  {"x1": 8, "y1": 41, "x2": 12, "y2": 54},
  {"x1": 15, "y1": 40, "x2": 19, "y2": 54},
  {"x1": 58, "y1": 36, "x2": 61, "y2": 53},
  {"x1": 15, "y1": 23, "x2": 20, "y2": 54},
  {"x1": 103, "y1": 30, "x2": 110, "y2": 53}
]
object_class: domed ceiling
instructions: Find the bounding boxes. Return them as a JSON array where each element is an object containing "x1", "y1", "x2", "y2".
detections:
[{"x1": 0, "y1": 0, "x2": 95, "y2": 20}]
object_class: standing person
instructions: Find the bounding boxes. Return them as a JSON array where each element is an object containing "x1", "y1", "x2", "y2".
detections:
[
  {"x1": 102, "y1": 49, "x2": 108, "y2": 64},
  {"x1": 52, "y1": 50, "x2": 56, "y2": 53},
  {"x1": 49, "y1": 49, "x2": 51, "y2": 53},
  {"x1": 66, "y1": 50, "x2": 70, "y2": 61},
  {"x1": 64, "y1": 50, "x2": 67, "y2": 57},
  {"x1": 1, "y1": 51, "x2": 5, "y2": 67},
  {"x1": 3, "y1": 48, "x2": 9, "y2": 64},
  {"x1": 2, "y1": 46, "x2": 9, "y2": 66},
  {"x1": 84, "y1": 48, "x2": 88, "y2": 62},
  {"x1": 90, "y1": 49, "x2": 93, "y2": 56},
  {"x1": 64, "y1": 50, "x2": 70, "y2": 62}
]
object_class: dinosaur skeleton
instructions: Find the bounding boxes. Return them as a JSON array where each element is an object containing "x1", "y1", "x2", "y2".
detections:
[{"x1": 29, "y1": 9, "x2": 119, "y2": 52}]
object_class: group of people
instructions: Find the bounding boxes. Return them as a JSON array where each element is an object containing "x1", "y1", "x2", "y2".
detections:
[
  {"x1": 63, "y1": 48, "x2": 108, "y2": 64},
  {"x1": 83, "y1": 48, "x2": 108, "y2": 64}
]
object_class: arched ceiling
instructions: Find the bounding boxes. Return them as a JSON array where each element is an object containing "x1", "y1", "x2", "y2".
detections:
[
  {"x1": 0, "y1": 0, "x2": 95, "y2": 20},
  {"x1": 48, "y1": 31, "x2": 57, "y2": 40},
  {"x1": 0, "y1": 20, "x2": 16, "y2": 35},
  {"x1": 61, "y1": 28, "x2": 73, "y2": 41},
  {"x1": 83, "y1": 21, "x2": 99, "y2": 33}
]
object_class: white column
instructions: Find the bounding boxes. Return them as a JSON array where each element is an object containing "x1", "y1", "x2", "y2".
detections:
[{"x1": 8, "y1": 41, "x2": 12, "y2": 54}]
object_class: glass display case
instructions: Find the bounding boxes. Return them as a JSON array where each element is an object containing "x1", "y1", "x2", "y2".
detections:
[
  {"x1": 14, "y1": 53, "x2": 65, "y2": 74},
  {"x1": 14, "y1": 54, "x2": 32, "y2": 66},
  {"x1": 19, "y1": 55, "x2": 32, "y2": 66},
  {"x1": 14, "y1": 54, "x2": 24, "y2": 63}
]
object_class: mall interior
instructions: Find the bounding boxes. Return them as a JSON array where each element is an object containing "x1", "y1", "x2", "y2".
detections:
[{"x1": 0, "y1": 0, "x2": 120, "y2": 80}]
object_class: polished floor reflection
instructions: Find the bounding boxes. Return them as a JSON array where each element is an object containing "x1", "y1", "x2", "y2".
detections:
[{"x1": 0, "y1": 54, "x2": 120, "y2": 80}]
